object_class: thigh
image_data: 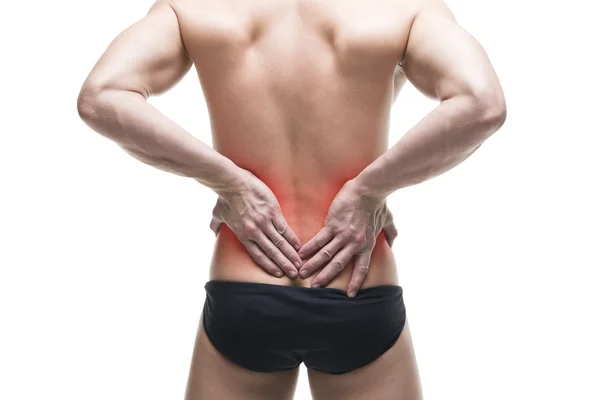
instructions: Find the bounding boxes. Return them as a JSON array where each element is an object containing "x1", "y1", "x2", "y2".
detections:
[
  {"x1": 307, "y1": 320, "x2": 422, "y2": 400},
  {"x1": 185, "y1": 312, "x2": 300, "y2": 400}
]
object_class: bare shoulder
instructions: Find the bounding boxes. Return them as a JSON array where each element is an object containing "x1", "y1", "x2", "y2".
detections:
[
  {"x1": 403, "y1": 0, "x2": 458, "y2": 44},
  {"x1": 148, "y1": 0, "x2": 175, "y2": 10},
  {"x1": 148, "y1": 0, "x2": 186, "y2": 26},
  {"x1": 396, "y1": 0, "x2": 455, "y2": 66},
  {"x1": 406, "y1": 0, "x2": 456, "y2": 20},
  {"x1": 401, "y1": 0, "x2": 502, "y2": 101}
]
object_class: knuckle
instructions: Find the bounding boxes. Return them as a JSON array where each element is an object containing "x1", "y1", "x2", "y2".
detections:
[
  {"x1": 321, "y1": 249, "x2": 333, "y2": 260},
  {"x1": 276, "y1": 223, "x2": 287, "y2": 235},
  {"x1": 265, "y1": 247, "x2": 278, "y2": 259},
  {"x1": 356, "y1": 264, "x2": 369, "y2": 275},
  {"x1": 315, "y1": 236, "x2": 327, "y2": 248},
  {"x1": 272, "y1": 236, "x2": 285, "y2": 248},
  {"x1": 353, "y1": 232, "x2": 367, "y2": 245},
  {"x1": 254, "y1": 214, "x2": 267, "y2": 225},
  {"x1": 243, "y1": 219, "x2": 257, "y2": 233},
  {"x1": 333, "y1": 260, "x2": 345, "y2": 272},
  {"x1": 340, "y1": 229, "x2": 353, "y2": 240}
]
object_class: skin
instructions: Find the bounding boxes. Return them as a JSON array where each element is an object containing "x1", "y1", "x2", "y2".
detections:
[{"x1": 77, "y1": 0, "x2": 506, "y2": 398}]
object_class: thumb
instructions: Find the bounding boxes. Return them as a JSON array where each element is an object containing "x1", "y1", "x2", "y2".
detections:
[
  {"x1": 210, "y1": 217, "x2": 223, "y2": 236},
  {"x1": 210, "y1": 200, "x2": 225, "y2": 236},
  {"x1": 382, "y1": 207, "x2": 398, "y2": 247},
  {"x1": 382, "y1": 223, "x2": 397, "y2": 247}
]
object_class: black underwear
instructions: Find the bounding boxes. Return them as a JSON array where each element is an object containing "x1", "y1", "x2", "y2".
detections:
[{"x1": 202, "y1": 280, "x2": 406, "y2": 374}]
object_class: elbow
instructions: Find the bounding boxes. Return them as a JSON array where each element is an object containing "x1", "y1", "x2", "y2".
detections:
[
  {"x1": 480, "y1": 98, "x2": 507, "y2": 132},
  {"x1": 471, "y1": 84, "x2": 507, "y2": 130},
  {"x1": 77, "y1": 81, "x2": 146, "y2": 123},
  {"x1": 77, "y1": 84, "x2": 104, "y2": 122}
]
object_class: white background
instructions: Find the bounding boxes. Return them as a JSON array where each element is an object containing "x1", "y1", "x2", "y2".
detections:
[{"x1": 1, "y1": 0, "x2": 598, "y2": 399}]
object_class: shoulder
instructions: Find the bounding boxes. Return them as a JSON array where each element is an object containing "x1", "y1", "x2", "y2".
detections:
[
  {"x1": 147, "y1": 0, "x2": 179, "y2": 15},
  {"x1": 413, "y1": 0, "x2": 457, "y2": 23},
  {"x1": 398, "y1": 0, "x2": 457, "y2": 64}
]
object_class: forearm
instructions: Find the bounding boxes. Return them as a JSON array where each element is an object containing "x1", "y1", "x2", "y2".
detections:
[
  {"x1": 352, "y1": 94, "x2": 506, "y2": 200},
  {"x1": 77, "y1": 88, "x2": 244, "y2": 195}
]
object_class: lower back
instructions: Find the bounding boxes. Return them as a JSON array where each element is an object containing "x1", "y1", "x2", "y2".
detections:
[{"x1": 210, "y1": 223, "x2": 398, "y2": 290}]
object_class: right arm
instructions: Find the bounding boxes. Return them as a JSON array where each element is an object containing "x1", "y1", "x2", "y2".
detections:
[
  {"x1": 351, "y1": 0, "x2": 507, "y2": 199},
  {"x1": 298, "y1": 0, "x2": 507, "y2": 295}
]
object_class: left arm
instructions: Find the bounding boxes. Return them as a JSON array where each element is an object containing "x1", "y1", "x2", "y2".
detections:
[
  {"x1": 77, "y1": 0, "x2": 303, "y2": 275},
  {"x1": 76, "y1": 0, "x2": 243, "y2": 194}
]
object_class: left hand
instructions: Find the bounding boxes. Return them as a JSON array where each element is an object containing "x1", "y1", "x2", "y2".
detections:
[
  {"x1": 209, "y1": 169, "x2": 303, "y2": 279},
  {"x1": 297, "y1": 179, "x2": 398, "y2": 297}
]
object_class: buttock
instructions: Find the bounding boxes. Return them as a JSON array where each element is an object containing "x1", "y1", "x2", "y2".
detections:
[{"x1": 202, "y1": 280, "x2": 407, "y2": 375}]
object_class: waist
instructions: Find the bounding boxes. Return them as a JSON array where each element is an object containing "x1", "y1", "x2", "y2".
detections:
[{"x1": 209, "y1": 224, "x2": 398, "y2": 291}]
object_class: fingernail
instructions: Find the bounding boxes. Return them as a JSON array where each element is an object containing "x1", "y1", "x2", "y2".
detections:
[
  {"x1": 275, "y1": 271, "x2": 283, "y2": 277},
  {"x1": 299, "y1": 270, "x2": 309, "y2": 278},
  {"x1": 349, "y1": 291, "x2": 357, "y2": 298},
  {"x1": 289, "y1": 270, "x2": 297, "y2": 278},
  {"x1": 294, "y1": 244, "x2": 301, "y2": 250},
  {"x1": 312, "y1": 283, "x2": 320, "y2": 288},
  {"x1": 294, "y1": 261, "x2": 301, "y2": 269}
]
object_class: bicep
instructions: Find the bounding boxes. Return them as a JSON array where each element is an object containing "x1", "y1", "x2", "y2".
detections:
[
  {"x1": 401, "y1": 0, "x2": 501, "y2": 102},
  {"x1": 81, "y1": 0, "x2": 193, "y2": 98}
]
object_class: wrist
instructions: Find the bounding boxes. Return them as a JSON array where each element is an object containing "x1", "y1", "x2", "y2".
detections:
[
  {"x1": 347, "y1": 174, "x2": 388, "y2": 204},
  {"x1": 200, "y1": 159, "x2": 249, "y2": 198}
]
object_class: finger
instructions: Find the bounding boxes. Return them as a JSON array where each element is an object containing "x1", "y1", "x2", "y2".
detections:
[
  {"x1": 346, "y1": 251, "x2": 372, "y2": 298},
  {"x1": 253, "y1": 230, "x2": 298, "y2": 279},
  {"x1": 310, "y1": 244, "x2": 358, "y2": 288},
  {"x1": 297, "y1": 227, "x2": 334, "y2": 260},
  {"x1": 210, "y1": 201, "x2": 224, "y2": 236},
  {"x1": 209, "y1": 217, "x2": 222, "y2": 237},
  {"x1": 244, "y1": 240, "x2": 284, "y2": 278},
  {"x1": 299, "y1": 235, "x2": 346, "y2": 279},
  {"x1": 383, "y1": 224, "x2": 398, "y2": 247},
  {"x1": 272, "y1": 213, "x2": 302, "y2": 252},
  {"x1": 382, "y1": 207, "x2": 397, "y2": 247},
  {"x1": 264, "y1": 220, "x2": 303, "y2": 270}
]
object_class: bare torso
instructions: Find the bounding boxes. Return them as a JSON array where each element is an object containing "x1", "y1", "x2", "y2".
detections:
[
  {"x1": 171, "y1": 0, "x2": 418, "y2": 290},
  {"x1": 76, "y1": 0, "x2": 502, "y2": 396}
]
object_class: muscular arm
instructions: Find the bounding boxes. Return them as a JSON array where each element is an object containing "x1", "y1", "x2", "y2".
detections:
[
  {"x1": 352, "y1": 0, "x2": 507, "y2": 199},
  {"x1": 76, "y1": 0, "x2": 244, "y2": 195},
  {"x1": 77, "y1": 0, "x2": 304, "y2": 276}
]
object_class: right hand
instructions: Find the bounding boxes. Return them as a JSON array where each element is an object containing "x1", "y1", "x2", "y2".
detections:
[
  {"x1": 297, "y1": 179, "x2": 398, "y2": 296},
  {"x1": 210, "y1": 169, "x2": 303, "y2": 279}
]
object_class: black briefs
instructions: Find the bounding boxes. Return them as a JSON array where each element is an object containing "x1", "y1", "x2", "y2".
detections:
[{"x1": 202, "y1": 280, "x2": 406, "y2": 375}]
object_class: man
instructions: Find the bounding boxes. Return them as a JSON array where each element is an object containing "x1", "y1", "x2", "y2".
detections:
[{"x1": 77, "y1": 0, "x2": 506, "y2": 398}]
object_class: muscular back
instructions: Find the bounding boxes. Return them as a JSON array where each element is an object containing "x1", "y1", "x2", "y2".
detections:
[
  {"x1": 165, "y1": 0, "x2": 420, "y2": 287},
  {"x1": 80, "y1": 0, "x2": 441, "y2": 288}
]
